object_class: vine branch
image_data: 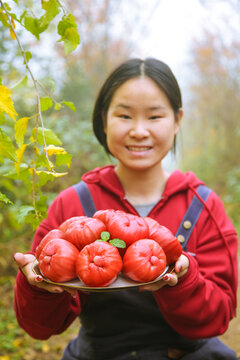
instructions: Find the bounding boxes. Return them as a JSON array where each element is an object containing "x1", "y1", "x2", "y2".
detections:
[{"x1": 0, "y1": 0, "x2": 55, "y2": 174}]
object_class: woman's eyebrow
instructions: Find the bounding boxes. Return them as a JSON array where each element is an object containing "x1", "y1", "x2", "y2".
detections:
[
  {"x1": 115, "y1": 104, "x2": 131, "y2": 109},
  {"x1": 148, "y1": 105, "x2": 167, "y2": 110},
  {"x1": 114, "y1": 104, "x2": 166, "y2": 110}
]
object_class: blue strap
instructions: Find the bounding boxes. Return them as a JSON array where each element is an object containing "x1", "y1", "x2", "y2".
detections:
[
  {"x1": 175, "y1": 185, "x2": 211, "y2": 252},
  {"x1": 73, "y1": 181, "x2": 97, "y2": 217}
]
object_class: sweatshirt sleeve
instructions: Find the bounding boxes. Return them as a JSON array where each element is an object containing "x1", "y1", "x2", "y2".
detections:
[
  {"x1": 154, "y1": 191, "x2": 238, "y2": 340},
  {"x1": 14, "y1": 186, "x2": 87, "y2": 339}
]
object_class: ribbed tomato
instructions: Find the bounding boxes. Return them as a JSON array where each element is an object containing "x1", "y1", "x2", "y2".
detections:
[
  {"x1": 64, "y1": 217, "x2": 107, "y2": 250},
  {"x1": 93, "y1": 209, "x2": 128, "y2": 226},
  {"x1": 58, "y1": 216, "x2": 87, "y2": 233},
  {"x1": 35, "y1": 229, "x2": 67, "y2": 260},
  {"x1": 76, "y1": 241, "x2": 123, "y2": 287},
  {"x1": 38, "y1": 238, "x2": 79, "y2": 282},
  {"x1": 107, "y1": 213, "x2": 149, "y2": 247},
  {"x1": 122, "y1": 239, "x2": 166, "y2": 282},
  {"x1": 143, "y1": 217, "x2": 182, "y2": 264}
]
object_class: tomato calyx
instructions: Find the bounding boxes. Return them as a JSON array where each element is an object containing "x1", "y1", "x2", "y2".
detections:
[{"x1": 96, "y1": 231, "x2": 126, "y2": 249}]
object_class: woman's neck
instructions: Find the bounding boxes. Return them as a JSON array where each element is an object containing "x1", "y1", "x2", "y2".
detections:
[{"x1": 115, "y1": 164, "x2": 169, "y2": 205}]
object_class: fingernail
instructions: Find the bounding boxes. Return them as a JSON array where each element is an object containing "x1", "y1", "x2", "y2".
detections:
[
  {"x1": 36, "y1": 276, "x2": 42, "y2": 282},
  {"x1": 163, "y1": 275, "x2": 169, "y2": 281}
]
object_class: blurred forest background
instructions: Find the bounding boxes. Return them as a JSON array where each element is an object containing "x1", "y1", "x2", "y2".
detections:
[{"x1": 0, "y1": 0, "x2": 239, "y2": 358}]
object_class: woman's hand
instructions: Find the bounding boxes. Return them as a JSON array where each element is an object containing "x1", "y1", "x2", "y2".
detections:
[
  {"x1": 139, "y1": 254, "x2": 189, "y2": 292},
  {"x1": 13, "y1": 252, "x2": 78, "y2": 297}
]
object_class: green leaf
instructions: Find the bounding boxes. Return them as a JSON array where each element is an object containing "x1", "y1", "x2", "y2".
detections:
[
  {"x1": 109, "y1": 239, "x2": 126, "y2": 248},
  {"x1": 63, "y1": 27, "x2": 80, "y2": 55},
  {"x1": 0, "y1": 10, "x2": 10, "y2": 27},
  {"x1": 36, "y1": 154, "x2": 53, "y2": 169},
  {"x1": 40, "y1": 97, "x2": 53, "y2": 112},
  {"x1": 57, "y1": 14, "x2": 77, "y2": 36},
  {"x1": 3, "y1": 3, "x2": 11, "y2": 11},
  {"x1": 0, "y1": 112, "x2": 5, "y2": 125},
  {"x1": 23, "y1": 13, "x2": 41, "y2": 40},
  {"x1": 62, "y1": 101, "x2": 76, "y2": 112},
  {"x1": 37, "y1": 171, "x2": 55, "y2": 187},
  {"x1": 16, "y1": 205, "x2": 35, "y2": 223},
  {"x1": 100, "y1": 231, "x2": 110, "y2": 241},
  {"x1": 54, "y1": 102, "x2": 63, "y2": 110},
  {"x1": 0, "y1": 192, "x2": 13, "y2": 205},
  {"x1": 15, "y1": 117, "x2": 29, "y2": 147},
  {"x1": 40, "y1": 0, "x2": 60, "y2": 28},
  {"x1": 0, "y1": 129, "x2": 17, "y2": 162},
  {"x1": 57, "y1": 14, "x2": 80, "y2": 55},
  {"x1": 56, "y1": 152, "x2": 72, "y2": 167},
  {"x1": 12, "y1": 75, "x2": 28, "y2": 89},
  {"x1": 24, "y1": 51, "x2": 32, "y2": 63},
  {"x1": 33, "y1": 127, "x2": 62, "y2": 146}
]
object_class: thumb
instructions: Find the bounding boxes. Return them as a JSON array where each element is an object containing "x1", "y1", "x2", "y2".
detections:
[{"x1": 13, "y1": 252, "x2": 35, "y2": 268}]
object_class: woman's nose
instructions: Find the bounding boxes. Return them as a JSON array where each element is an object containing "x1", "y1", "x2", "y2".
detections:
[{"x1": 129, "y1": 120, "x2": 149, "y2": 138}]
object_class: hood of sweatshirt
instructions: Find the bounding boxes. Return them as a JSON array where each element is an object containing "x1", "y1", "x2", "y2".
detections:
[{"x1": 81, "y1": 164, "x2": 205, "y2": 200}]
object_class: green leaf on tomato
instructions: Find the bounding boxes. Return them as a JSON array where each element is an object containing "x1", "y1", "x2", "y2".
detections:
[
  {"x1": 100, "y1": 231, "x2": 110, "y2": 241},
  {"x1": 109, "y1": 239, "x2": 126, "y2": 248}
]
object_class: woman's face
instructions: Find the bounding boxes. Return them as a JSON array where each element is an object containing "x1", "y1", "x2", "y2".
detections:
[{"x1": 104, "y1": 76, "x2": 183, "y2": 173}]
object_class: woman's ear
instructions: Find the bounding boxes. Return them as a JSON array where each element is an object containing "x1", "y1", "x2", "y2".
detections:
[{"x1": 174, "y1": 108, "x2": 184, "y2": 134}]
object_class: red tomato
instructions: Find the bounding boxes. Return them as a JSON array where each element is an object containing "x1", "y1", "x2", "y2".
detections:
[
  {"x1": 76, "y1": 241, "x2": 123, "y2": 287},
  {"x1": 93, "y1": 209, "x2": 129, "y2": 226},
  {"x1": 35, "y1": 229, "x2": 67, "y2": 260},
  {"x1": 93, "y1": 209, "x2": 116, "y2": 226},
  {"x1": 107, "y1": 213, "x2": 149, "y2": 247},
  {"x1": 122, "y1": 239, "x2": 166, "y2": 282},
  {"x1": 64, "y1": 217, "x2": 107, "y2": 250},
  {"x1": 38, "y1": 239, "x2": 79, "y2": 282},
  {"x1": 143, "y1": 217, "x2": 182, "y2": 264},
  {"x1": 58, "y1": 216, "x2": 87, "y2": 233}
]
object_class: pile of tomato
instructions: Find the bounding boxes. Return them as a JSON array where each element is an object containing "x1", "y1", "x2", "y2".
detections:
[{"x1": 36, "y1": 209, "x2": 182, "y2": 287}]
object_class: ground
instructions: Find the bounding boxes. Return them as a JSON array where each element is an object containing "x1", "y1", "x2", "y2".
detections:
[{"x1": 0, "y1": 257, "x2": 239, "y2": 359}]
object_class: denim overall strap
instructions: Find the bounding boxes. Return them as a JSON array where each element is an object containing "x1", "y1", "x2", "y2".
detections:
[
  {"x1": 175, "y1": 185, "x2": 212, "y2": 253},
  {"x1": 73, "y1": 181, "x2": 97, "y2": 217}
]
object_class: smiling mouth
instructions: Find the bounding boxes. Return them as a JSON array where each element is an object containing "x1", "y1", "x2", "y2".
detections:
[{"x1": 127, "y1": 146, "x2": 152, "y2": 151}]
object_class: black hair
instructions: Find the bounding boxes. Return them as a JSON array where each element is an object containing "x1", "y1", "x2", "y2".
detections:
[{"x1": 92, "y1": 58, "x2": 182, "y2": 154}]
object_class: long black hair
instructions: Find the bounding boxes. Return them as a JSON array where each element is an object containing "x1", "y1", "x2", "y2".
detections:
[{"x1": 92, "y1": 58, "x2": 182, "y2": 154}]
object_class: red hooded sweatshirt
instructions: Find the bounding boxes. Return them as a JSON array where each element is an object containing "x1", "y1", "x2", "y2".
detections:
[{"x1": 14, "y1": 166, "x2": 238, "y2": 342}]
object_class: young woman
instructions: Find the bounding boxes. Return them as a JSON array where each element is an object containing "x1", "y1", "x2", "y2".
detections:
[{"x1": 14, "y1": 58, "x2": 238, "y2": 359}]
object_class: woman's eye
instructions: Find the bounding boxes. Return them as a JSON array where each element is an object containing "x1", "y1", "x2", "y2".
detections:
[
  {"x1": 119, "y1": 114, "x2": 131, "y2": 119},
  {"x1": 149, "y1": 115, "x2": 162, "y2": 120}
]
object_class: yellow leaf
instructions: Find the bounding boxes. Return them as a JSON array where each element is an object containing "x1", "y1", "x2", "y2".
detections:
[
  {"x1": 7, "y1": 323, "x2": 15, "y2": 330},
  {"x1": 13, "y1": 338, "x2": 24, "y2": 347},
  {"x1": 44, "y1": 145, "x2": 66, "y2": 156},
  {"x1": 11, "y1": 16, "x2": 16, "y2": 29},
  {"x1": 10, "y1": 27, "x2": 16, "y2": 40},
  {"x1": 42, "y1": 342, "x2": 50, "y2": 353},
  {"x1": 0, "y1": 85, "x2": 18, "y2": 120},
  {"x1": 15, "y1": 144, "x2": 27, "y2": 174},
  {"x1": 35, "y1": 170, "x2": 68, "y2": 177},
  {"x1": 0, "y1": 356, "x2": 10, "y2": 360},
  {"x1": 15, "y1": 117, "x2": 29, "y2": 147}
]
